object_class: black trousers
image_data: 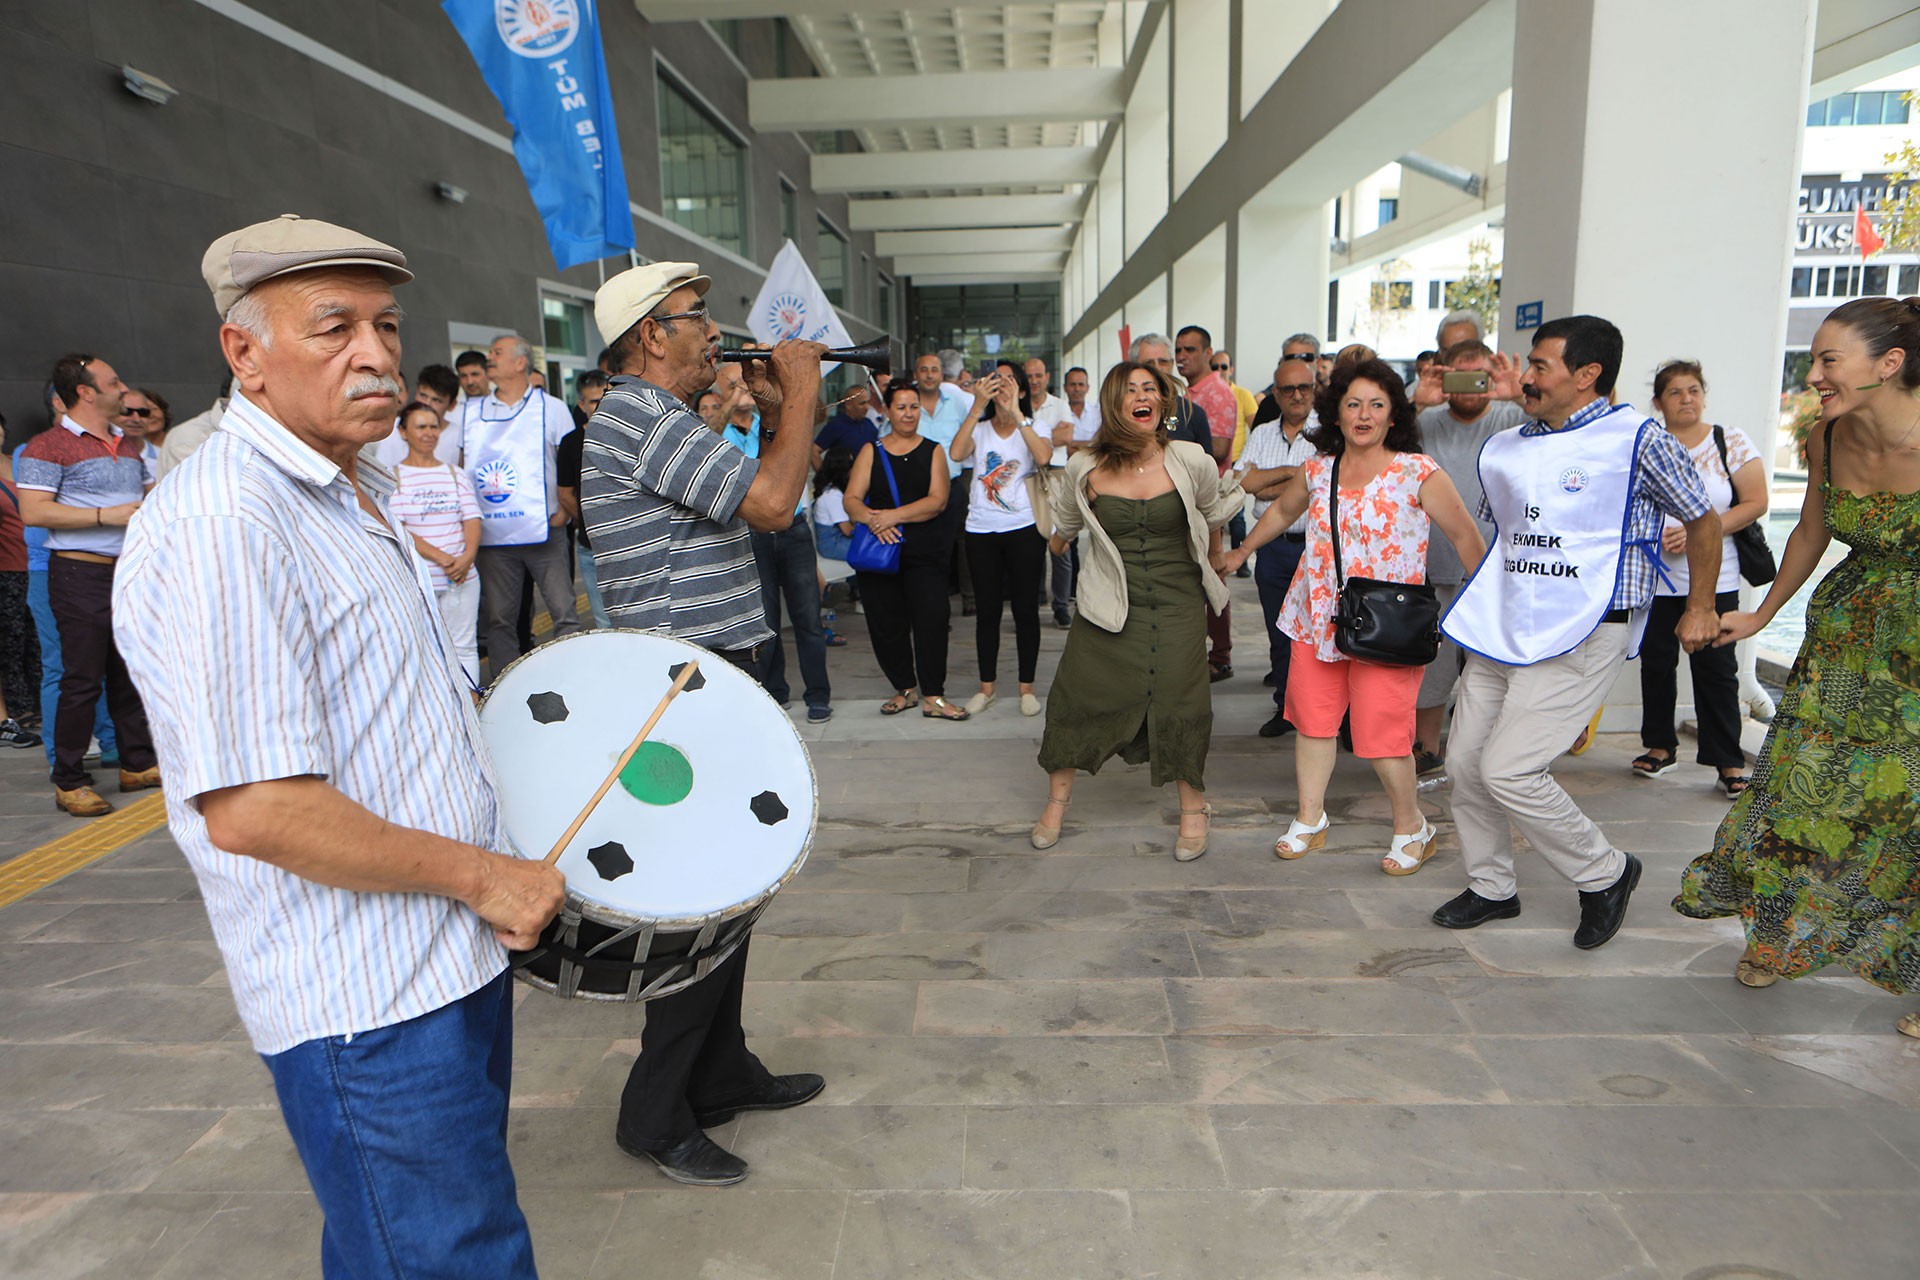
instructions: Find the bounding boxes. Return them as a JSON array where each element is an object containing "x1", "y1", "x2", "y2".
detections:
[
  {"x1": 1639, "y1": 589, "x2": 1745, "y2": 768},
  {"x1": 966, "y1": 527, "x2": 1046, "y2": 684},
  {"x1": 615, "y1": 936, "x2": 774, "y2": 1148},
  {"x1": 858, "y1": 556, "x2": 952, "y2": 697},
  {"x1": 47, "y1": 557, "x2": 155, "y2": 790}
]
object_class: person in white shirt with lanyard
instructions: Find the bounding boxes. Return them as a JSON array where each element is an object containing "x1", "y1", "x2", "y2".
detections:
[
  {"x1": 114, "y1": 215, "x2": 564, "y2": 1278},
  {"x1": 1434, "y1": 314, "x2": 1721, "y2": 950},
  {"x1": 1234, "y1": 352, "x2": 1321, "y2": 739},
  {"x1": 459, "y1": 332, "x2": 580, "y2": 675}
]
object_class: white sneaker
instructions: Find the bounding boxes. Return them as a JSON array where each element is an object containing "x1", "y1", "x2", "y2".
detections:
[
  {"x1": 964, "y1": 691, "x2": 996, "y2": 715},
  {"x1": 1020, "y1": 693, "x2": 1042, "y2": 716}
]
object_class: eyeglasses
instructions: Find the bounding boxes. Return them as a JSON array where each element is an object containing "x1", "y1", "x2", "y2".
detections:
[
  {"x1": 121, "y1": 407, "x2": 153, "y2": 417},
  {"x1": 1210, "y1": 362, "x2": 1231, "y2": 372},
  {"x1": 1277, "y1": 385, "x2": 1315, "y2": 396},
  {"x1": 1279, "y1": 352, "x2": 1317, "y2": 363},
  {"x1": 648, "y1": 306, "x2": 710, "y2": 326}
]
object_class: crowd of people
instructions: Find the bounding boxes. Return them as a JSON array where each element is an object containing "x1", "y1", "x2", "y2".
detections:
[{"x1": 5, "y1": 207, "x2": 1920, "y2": 1277}]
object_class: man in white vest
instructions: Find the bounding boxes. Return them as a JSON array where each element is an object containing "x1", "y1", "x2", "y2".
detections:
[
  {"x1": 462, "y1": 332, "x2": 580, "y2": 673},
  {"x1": 1434, "y1": 315, "x2": 1722, "y2": 949}
]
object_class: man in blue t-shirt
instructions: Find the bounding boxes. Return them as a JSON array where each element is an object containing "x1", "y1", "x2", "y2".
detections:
[{"x1": 814, "y1": 384, "x2": 880, "y2": 456}]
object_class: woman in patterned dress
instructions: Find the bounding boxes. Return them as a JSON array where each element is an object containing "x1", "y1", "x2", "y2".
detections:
[
  {"x1": 1224, "y1": 359, "x2": 1485, "y2": 876},
  {"x1": 1677, "y1": 298, "x2": 1920, "y2": 1034}
]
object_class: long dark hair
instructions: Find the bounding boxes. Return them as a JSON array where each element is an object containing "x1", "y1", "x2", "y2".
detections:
[
  {"x1": 814, "y1": 445, "x2": 855, "y2": 499},
  {"x1": 1309, "y1": 358, "x2": 1422, "y2": 456},
  {"x1": 995, "y1": 359, "x2": 1033, "y2": 420},
  {"x1": 1827, "y1": 297, "x2": 1920, "y2": 389}
]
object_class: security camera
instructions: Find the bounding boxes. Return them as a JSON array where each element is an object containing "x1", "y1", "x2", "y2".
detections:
[
  {"x1": 120, "y1": 66, "x2": 179, "y2": 106},
  {"x1": 434, "y1": 182, "x2": 470, "y2": 205}
]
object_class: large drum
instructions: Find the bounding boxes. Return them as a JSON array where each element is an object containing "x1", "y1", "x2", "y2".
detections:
[{"x1": 480, "y1": 630, "x2": 817, "y2": 1002}]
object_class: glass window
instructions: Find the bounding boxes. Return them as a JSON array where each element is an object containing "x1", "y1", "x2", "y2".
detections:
[
  {"x1": 878, "y1": 274, "x2": 893, "y2": 328},
  {"x1": 657, "y1": 76, "x2": 748, "y2": 254},
  {"x1": 540, "y1": 294, "x2": 590, "y2": 403},
  {"x1": 817, "y1": 217, "x2": 848, "y2": 306},
  {"x1": 1427, "y1": 280, "x2": 1441, "y2": 310},
  {"x1": 1858, "y1": 92, "x2": 1887, "y2": 126},
  {"x1": 812, "y1": 130, "x2": 841, "y2": 154},
  {"x1": 1816, "y1": 267, "x2": 1831, "y2": 295},
  {"x1": 1890, "y1": 92, "x2": 1913, "y2": 124},
  {"x1": 1901, "y1": 264, "x2": 1920, "y2": 293},
  {"x1": 710, "y1": 19, "x2": 743, "y2": 57},
  {"x1": 1377, "y1": 197, "x2": 1399, "y2": 226},
  {"x1": 779, "y1": 181, "x2": 797, "y2": 245},
  {"x1": 1371, "y1": 280, "x2": 1413, "y2": 311},
  {"x1": 1866, "y1": 264, "x2": 1890, "y2": 295},
  {"x1": 1807, "y1": 98, "x2": 1828, "y2": 127},
  {"x1": 1830, "y1": 93, "x2": 1857, "y2": 126},
  {"x1": 1791, "y1": 266, "x2": 1813, "y2": 297}
]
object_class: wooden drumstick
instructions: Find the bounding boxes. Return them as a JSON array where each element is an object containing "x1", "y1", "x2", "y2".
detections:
[{"x1": 542, "y1": 660, "x2": 700, "y2": 865}]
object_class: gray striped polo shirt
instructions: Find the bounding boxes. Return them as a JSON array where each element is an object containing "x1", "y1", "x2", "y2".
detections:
[{"x1": 581, "y1": 375, "x2": 771, "y2": 650}]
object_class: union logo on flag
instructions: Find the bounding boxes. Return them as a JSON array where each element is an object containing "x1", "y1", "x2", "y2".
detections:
[
  {"x1": 496, "y1": 0, "x2": 579, "y2": 58},
  {"x1": 764, "y1": 292, "x2": 810, "y2": 341}
]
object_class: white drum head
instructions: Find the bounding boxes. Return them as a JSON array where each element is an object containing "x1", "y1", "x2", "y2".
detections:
[{"x1": 481, "y1": 630, "x2": 816, "y2": 925}]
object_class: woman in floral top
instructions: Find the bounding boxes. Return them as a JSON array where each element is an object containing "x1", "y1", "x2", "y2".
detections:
[{"x1": 1225, "y1": 359, "x2": 1486, "y2": 875}]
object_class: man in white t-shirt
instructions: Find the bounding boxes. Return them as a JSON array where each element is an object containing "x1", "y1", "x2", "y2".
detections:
[
  {"x1": 1235, "y1": 355, "x2": 1320, "y2": 737},
  {"x1": 462, "y1": 333, "x2": 580, "y2": 674},
  {"x1": 374, "y1": 364, "x2": 462, "y2": 469}
]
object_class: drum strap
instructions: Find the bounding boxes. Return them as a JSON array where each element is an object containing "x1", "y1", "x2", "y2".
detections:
[{"x1": 511, "y1": 932, "x2": 737, "y2": 976}]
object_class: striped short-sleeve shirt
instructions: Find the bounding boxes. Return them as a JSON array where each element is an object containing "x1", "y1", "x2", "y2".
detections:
[
  {"x1": 15, "y1": 417, "x2": 149, "y2": 556},
  {"x1": 112, "y1": 392, "x2": 507, "y2": 1055},
  {"x1": 580, "y1": 375, "x2": 771, "y2": 649}
]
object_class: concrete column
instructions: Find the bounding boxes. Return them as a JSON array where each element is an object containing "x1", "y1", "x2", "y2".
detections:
[
  {"x1": 1234, "y1": 195, "x2": 1331, "y2": 373},
  {"x1": 1500, "y1": 0, "x2": 1815, "y2": 729}
]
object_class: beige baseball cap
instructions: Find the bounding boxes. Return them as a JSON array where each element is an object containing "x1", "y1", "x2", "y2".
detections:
[
  {"x1": 594, "y1": 261, "x2": 711, "y2": 345},
  {"x1": 202, "y1": 214, "x2": 413, "y2": 317}
]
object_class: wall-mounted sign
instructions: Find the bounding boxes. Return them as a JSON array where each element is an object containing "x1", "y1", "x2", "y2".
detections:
[
  {"x1": 1515, "y1": 301, "x2": 1544, "y2": 331},
  {"x1": 1797, "y1": 172, "x2": 1907, "y2": 254}
]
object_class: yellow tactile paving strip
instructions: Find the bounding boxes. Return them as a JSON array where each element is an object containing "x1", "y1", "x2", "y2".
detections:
[
  {"x1": 0, "y1": 793, "x2": 170, "y2": 910},
  {"x1": 0, "y1": 595, "x2": 589, "y2": 912}
]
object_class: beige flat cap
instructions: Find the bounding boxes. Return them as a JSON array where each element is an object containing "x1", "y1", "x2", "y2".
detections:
[
  {"x1": 594, "y1": 261, "x2": 710, "y2": 345},
  {"x1": 202, "y1": 214, "x2": 413, "y2": 316}
]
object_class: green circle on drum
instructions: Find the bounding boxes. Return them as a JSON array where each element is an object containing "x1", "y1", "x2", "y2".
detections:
[{"x1": 619, "y1": 741, "x2": 694, "y2": 806}]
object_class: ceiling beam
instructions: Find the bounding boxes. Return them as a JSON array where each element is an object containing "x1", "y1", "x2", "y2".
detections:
[
  {"x1": 849, "y1": 193, "x2": 1085, "y2": 231},
  {"x1": 636, "y1": 0, "x2": 1070, "y2": 19},
  {"x1": 905, "y1": 271, "x2": 1065, "y2": 286},
  {"x1": 875, "y1": 227, "x2": 1077, "y2": 256},
  {"x1": 750, "y1": 68, "x2": 1124, "y2": 132},
  {"x1": 889, "y1": 251, "x2": 1066, "y2": 276},
  {"x1": 813, "y1": 146, "x2": 1099, "y2": 193},
  {"x1": 1809, "y1": 1, "x2": 1920, "y2": 97}
]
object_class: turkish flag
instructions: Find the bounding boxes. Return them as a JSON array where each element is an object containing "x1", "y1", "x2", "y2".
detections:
[
  {"x1": 1119, "y1": 325, "x2": 1132, "y2": 363},
  {"x1": 1856, "y1": 206, "x2": 1886, "y2": 258}
]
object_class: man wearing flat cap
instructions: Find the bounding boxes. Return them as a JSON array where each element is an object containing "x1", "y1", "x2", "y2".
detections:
[
  {"x1": 580, "y1": 260, "x2": 828, "y2": 1186},
  {"x1": 114, "y1": 214, "x2": 565, "y2": 1277}
]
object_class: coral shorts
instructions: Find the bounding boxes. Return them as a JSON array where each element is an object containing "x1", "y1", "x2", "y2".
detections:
[{"x1": 1282, "y1": 639, "x2": 1423, "y2": 758}]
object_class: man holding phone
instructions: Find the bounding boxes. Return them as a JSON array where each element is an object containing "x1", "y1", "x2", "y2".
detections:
[{"x1": 1412, "y1": 339, "x2": 1526, "y2": 773}]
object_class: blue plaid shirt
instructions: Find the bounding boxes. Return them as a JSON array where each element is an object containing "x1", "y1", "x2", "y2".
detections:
[{"x1": 1477, "y1": 397, "x2": 1711, "y2": 611}]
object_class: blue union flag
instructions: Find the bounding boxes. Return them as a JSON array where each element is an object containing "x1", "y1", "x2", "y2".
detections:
[{"x1": 444, "y1": 0, "x2": 635, "y2": 270}]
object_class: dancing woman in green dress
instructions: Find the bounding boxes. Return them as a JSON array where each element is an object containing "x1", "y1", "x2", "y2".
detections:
[{"x1": 1676, "y1": 297, "x2": 1920, "y2": 1035}]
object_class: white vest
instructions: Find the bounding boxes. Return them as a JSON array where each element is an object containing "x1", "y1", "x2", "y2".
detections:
[
  {"x1": 1443, "y1": 402, "x2": 1653, "y2": 665},
  {"x1": 461, "y1": 389, "x2": 552, "y2": 547}
]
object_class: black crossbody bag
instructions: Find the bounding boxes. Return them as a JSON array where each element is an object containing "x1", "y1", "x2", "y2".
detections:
[
  {"x1": 1711, "y1": 426, "x2": 1777, "y2": 586},
  {"x1": 1328, "y1": 454, "x2": 1443, "y2": 666}
]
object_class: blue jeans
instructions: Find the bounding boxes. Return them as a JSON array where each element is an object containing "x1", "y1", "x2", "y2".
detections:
[
  {"x1": 814, "y1": 521, "x2": 854, "y2": 562},
  {"x1": 577, "y1": 542, "x2": 610, "y2": 628},
  {"x1": 752, "y1": 514, "x2": 830, "y2": 712},
  {"x1": 1254, "y1": 535, "x2": 1306, "y2": 710},
  {"x1": 262, "y1": 971, "x2": 536, "y2": 1280},
  {"x1": 26, "y1": 569, "x2": 115, "y2": 770}
]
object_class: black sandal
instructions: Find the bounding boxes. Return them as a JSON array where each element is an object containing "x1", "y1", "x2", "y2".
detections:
[
  {"x1": 1717, "y1": 773, "x2": 1751, "y2": 797},
  {"x1": 1631, "y1": 751, "x2": 1677, "y2": 777}
]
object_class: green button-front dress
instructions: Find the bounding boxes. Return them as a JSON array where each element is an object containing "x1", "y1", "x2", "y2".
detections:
[
  {"x1": 1038, "y1": 490, "x2": 1212, "y2": 789},
  {"x1": 1675, "y1": 427, "x2": 1920, "y2": 992}
]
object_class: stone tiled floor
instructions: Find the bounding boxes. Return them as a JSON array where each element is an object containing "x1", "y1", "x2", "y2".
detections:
[{"x1": 2, "y1": 576, "x2": 1918, "y2": 1278}]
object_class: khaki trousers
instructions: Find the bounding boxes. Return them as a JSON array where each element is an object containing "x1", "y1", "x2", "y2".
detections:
[{"x1": 1448, "y1": 624, "x2": 1629, "y2": 900}]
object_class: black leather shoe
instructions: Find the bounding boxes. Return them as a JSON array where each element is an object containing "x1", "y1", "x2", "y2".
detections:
[
  {"x1": 617, "y1": 1128, "x2": 748, "y2": 1186},
  {"x1": 692, "y1": 1073, "x2": 825, "y2": 1128},
  {"x1": 1574, "y1": 852, "x2": 1642, "y2": 950},
  {"x1": 1431, "y1": 888, "x2": 1522, "y2": 929},
  {"x1": 1209, "y1": 664, "x2": 1234, "y2": 683},
  {"x1": 1257, "y1": 711, "x2": 1294, "y2": 738}
]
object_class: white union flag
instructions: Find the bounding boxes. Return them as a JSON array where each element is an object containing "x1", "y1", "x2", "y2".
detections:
[{"x1": 749, "y1": 239, "x2": 855, "y2": 370}]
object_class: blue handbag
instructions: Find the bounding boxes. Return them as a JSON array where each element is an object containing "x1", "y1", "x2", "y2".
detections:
[{"x1": 846, "y1": 445, "x2": 905, "y2": 574}]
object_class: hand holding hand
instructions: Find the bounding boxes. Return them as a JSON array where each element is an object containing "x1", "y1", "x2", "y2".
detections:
[
  {"x1": 1713, "y1": 610, "x2": 1765, "y2": 648},
  {"x1": 1678, "y1": 604, "x2": 1722, "y2": 654},
  {"x1": 467, "y1": 851, "x2": 566, "y2": 950}
]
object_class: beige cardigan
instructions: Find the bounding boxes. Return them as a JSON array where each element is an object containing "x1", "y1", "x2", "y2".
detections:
[{"x1": 1050, "y1": 440, "x2": 1243, "y2": 632}]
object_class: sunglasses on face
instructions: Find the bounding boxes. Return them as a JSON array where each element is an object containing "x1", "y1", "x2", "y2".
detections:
[
  {"x1": 1210, "y1": 363, "x2": 1230, "y2": 372},
  {"x1": 121, "y1": 407, "x2": 153, "y2": 417},
  {"x1": 1280, "y1": 353, "x2": 1317, "y2": 363}
]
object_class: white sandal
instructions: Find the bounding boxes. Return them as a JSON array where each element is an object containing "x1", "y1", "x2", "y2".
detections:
[
  {"x1": 1382, "y1": 821, "x2": 1438, "y2": 876},
  {"x1": 1275, "y1": 812, "x2": 1330, "y2": 860}
]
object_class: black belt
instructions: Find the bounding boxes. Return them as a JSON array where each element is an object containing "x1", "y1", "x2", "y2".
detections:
[
  {"x1": 1601, "y1": 608, "x2": 1630, "y2": 623},
  {"x1": 1278, "y1": 531, "x2": 1306, "y2": 543},
  {"x1": 719, "y1": 641, "x2": 768, "y2": 667}
]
